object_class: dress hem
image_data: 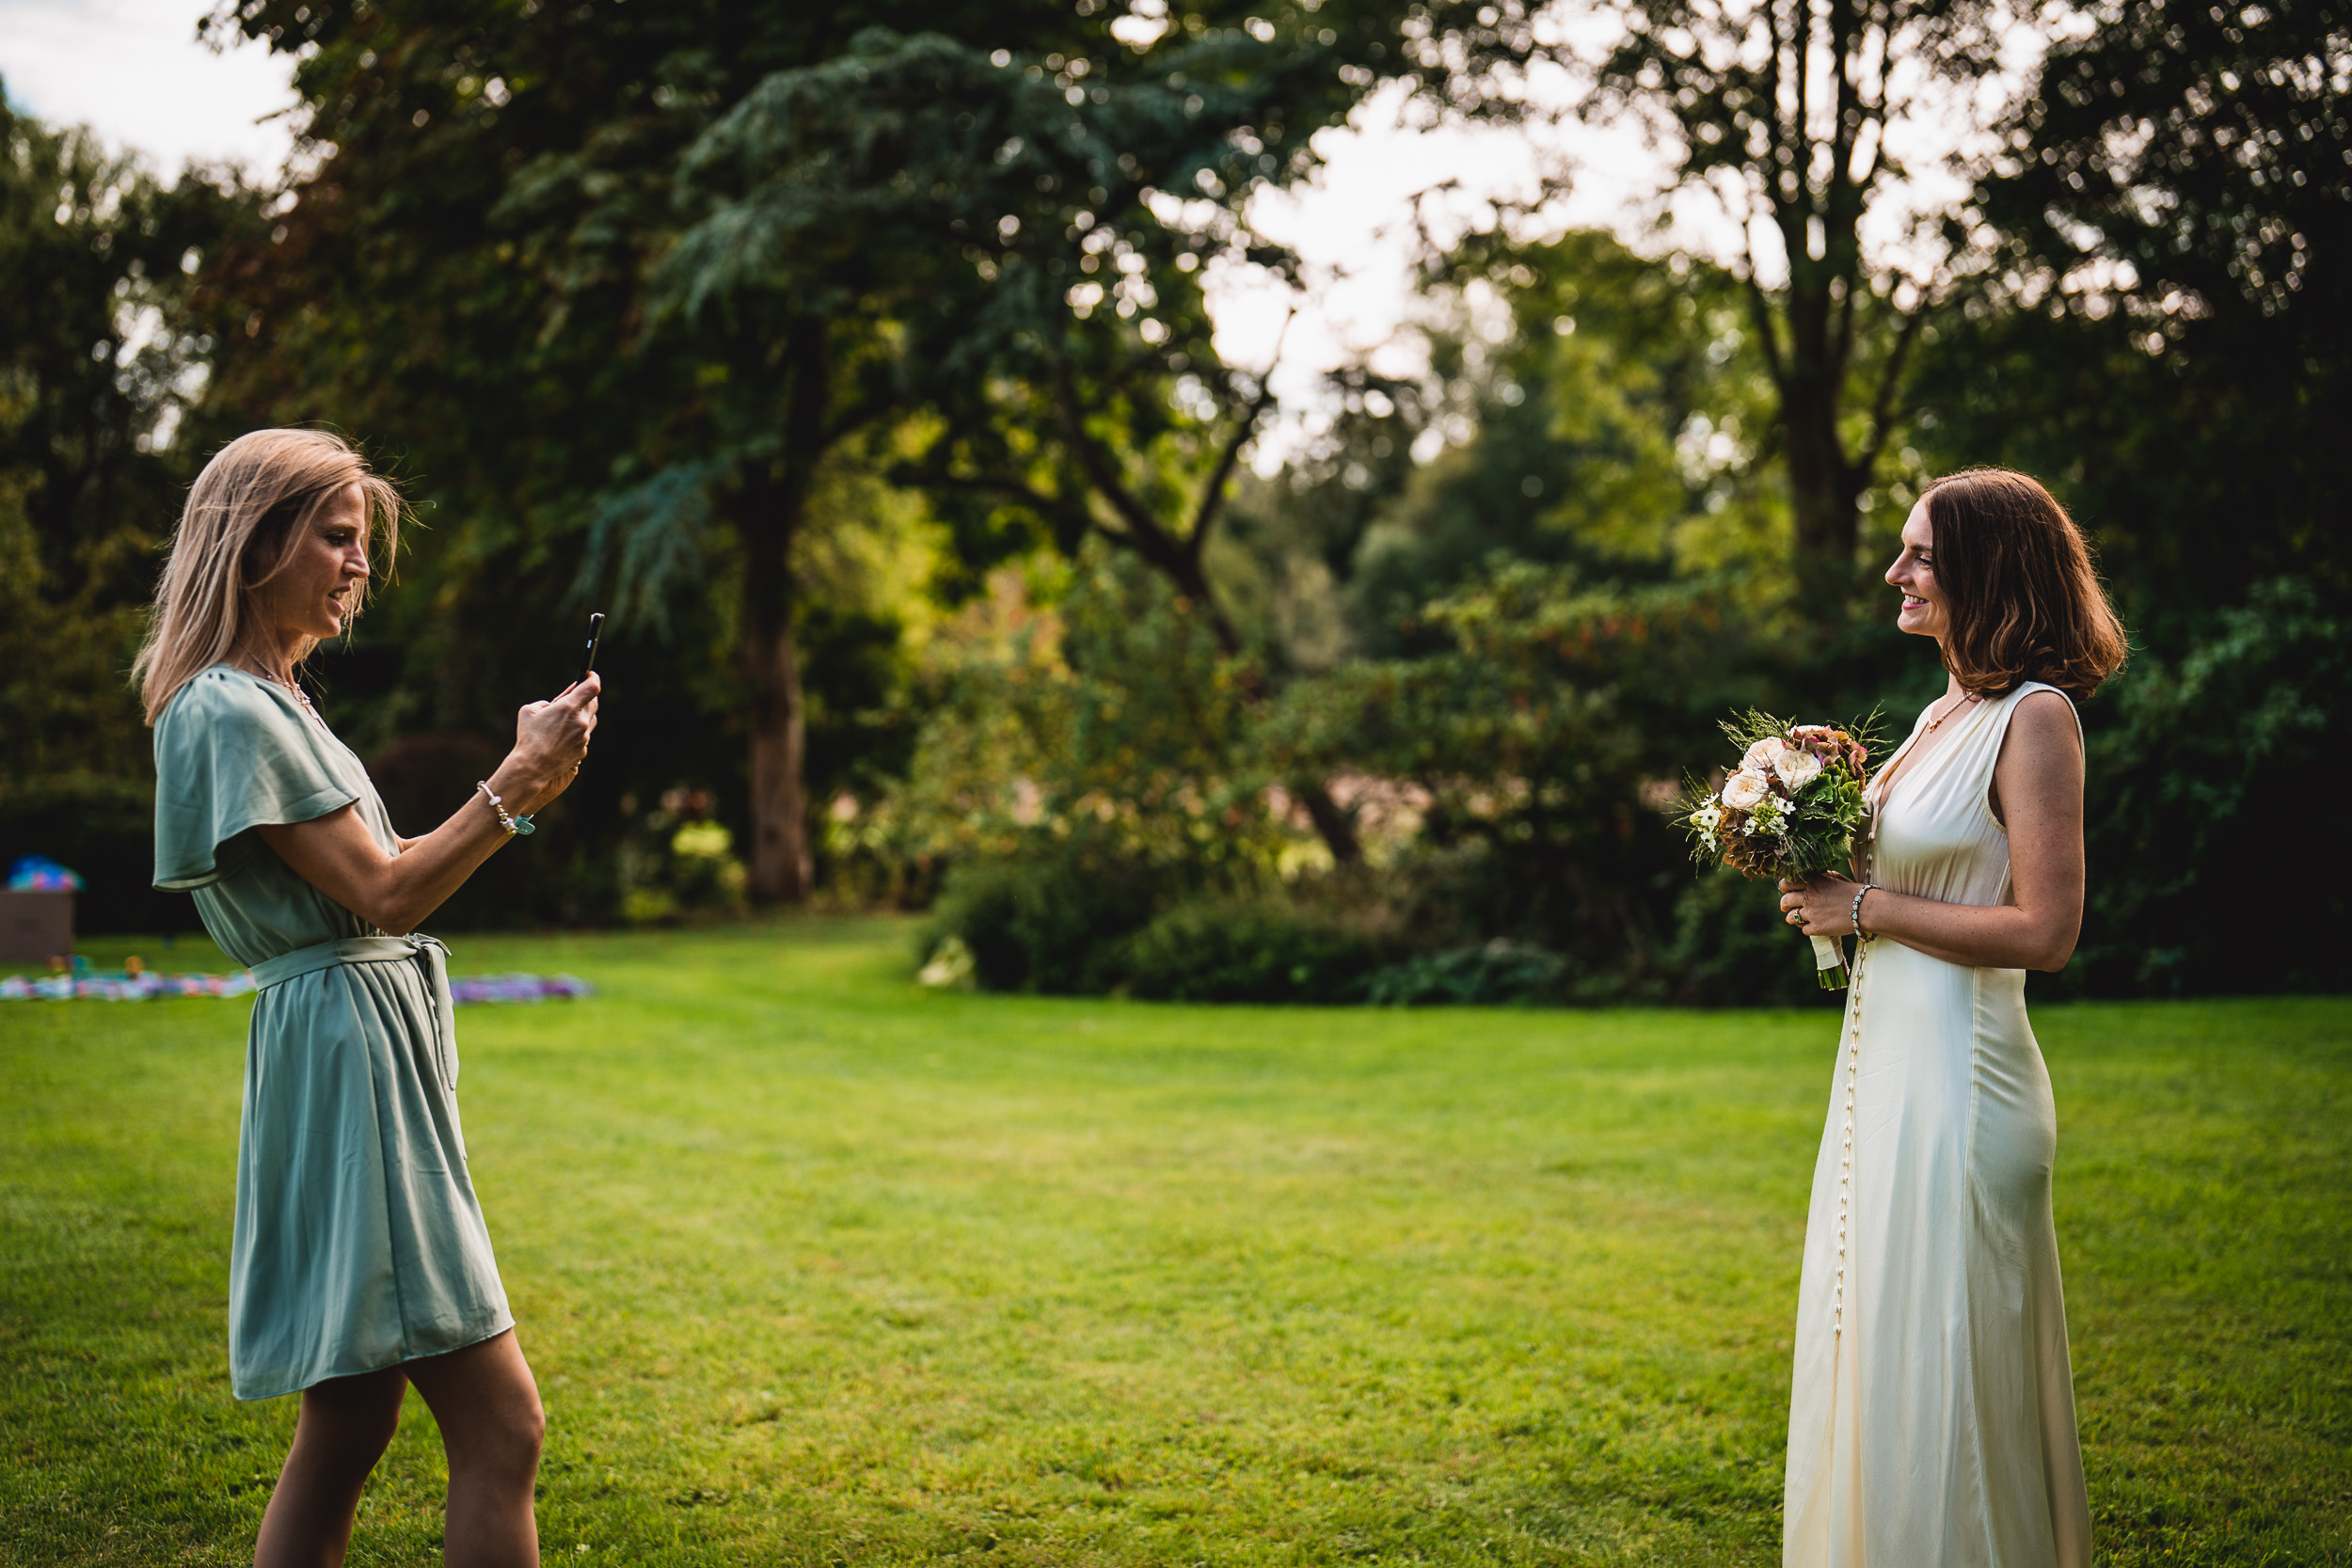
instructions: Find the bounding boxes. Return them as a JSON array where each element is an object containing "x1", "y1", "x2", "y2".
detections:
[{"x1": 231, "y1": 1307, "x2": 516, "y2": 1402}]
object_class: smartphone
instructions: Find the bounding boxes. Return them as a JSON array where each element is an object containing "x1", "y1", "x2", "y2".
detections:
[{"x1": 580, "y1": 611, "x2": 605, "y2": 685}]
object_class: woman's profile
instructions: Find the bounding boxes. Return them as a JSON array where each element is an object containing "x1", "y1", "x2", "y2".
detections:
[
  {"x1": 1774, "y1": 468, "x2": 2127, "y2": 1566},
  {"x1": 137, "y1": 428, "x2": 597, "y2": 1566}
]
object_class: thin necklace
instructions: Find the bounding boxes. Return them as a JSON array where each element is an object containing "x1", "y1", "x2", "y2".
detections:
[
  {"x1": 238, "y1": 651, "x2": 322, "y2": 721},
  {"x1": 1921, "y1": 688, "x2": 1980, "y2": 734},
  {"x1": 1870, "y1": 687, "x2": 1982, "y2": 819}
]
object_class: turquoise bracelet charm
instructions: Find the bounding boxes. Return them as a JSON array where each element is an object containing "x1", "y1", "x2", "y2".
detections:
[{"x1": 476, "y1": 781, "x2": 536, "y2": 836}]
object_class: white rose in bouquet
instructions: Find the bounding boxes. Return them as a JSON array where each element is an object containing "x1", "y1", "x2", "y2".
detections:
[
  {"x1": 1773, "y1": 749, "x2": 1824, "y2": 791},
  {"x1": 1721, "y1": 769, "x2": 1772, "y2": 811},
  {"x1": 1742, "y1": 736, "x2": 1789, "y2": 771}
]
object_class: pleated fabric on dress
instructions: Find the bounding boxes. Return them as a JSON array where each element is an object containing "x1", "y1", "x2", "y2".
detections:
[
  {"x1": 154, "y1": 665, "x2": 511, "y2": 1400},
  {"x1": 1783, "y1": 681, "x2": 2090, "y2": 1568}
]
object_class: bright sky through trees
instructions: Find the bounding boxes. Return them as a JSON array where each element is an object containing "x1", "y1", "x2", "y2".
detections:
[{"x1": 0, "y1": 0, "x2": 2058, "y2": 454}]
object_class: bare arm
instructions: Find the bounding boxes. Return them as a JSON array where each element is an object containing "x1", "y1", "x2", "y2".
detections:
[
  {"x1": 1781, "y1": 690, "x2": 2085, "y2": 972},
  {"x1": 255, "y1": 676, "x2": 600, "y2": 937}
]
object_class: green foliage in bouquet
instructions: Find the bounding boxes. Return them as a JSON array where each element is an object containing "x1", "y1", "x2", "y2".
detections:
[{"x1": 1675, "y1": 709, "x2": 1882, "y2": 883}]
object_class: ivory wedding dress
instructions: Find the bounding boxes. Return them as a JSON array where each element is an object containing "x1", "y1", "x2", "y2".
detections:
[{"x1": 1782, "y1": 681, "x2": 2091, "y2": 1568}]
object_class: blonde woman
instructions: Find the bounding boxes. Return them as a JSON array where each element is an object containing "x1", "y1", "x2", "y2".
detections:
[{"x1": 137, "y1": 429, "x2": 597, "y2": 1567}]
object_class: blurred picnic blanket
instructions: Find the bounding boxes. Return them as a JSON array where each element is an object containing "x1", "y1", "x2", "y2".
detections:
[{"x1": 3, "y1": 971, "x2": 592, "y2": 1003}]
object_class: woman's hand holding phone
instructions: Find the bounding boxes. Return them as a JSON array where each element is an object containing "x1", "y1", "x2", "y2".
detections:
[{"x1": 496, "y1": 673, "x2": 600, "y2": 815}]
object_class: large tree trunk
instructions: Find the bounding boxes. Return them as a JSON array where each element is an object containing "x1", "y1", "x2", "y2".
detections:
[
  {"x1": 1780, "y1": 274, "x2": 1857, "y2": 570},
  {"x1": 1776, "y1": 264, "x2": 1865, "y2": 591},
  {"x1": 738, "y1": 468, "x2": 813, "y2": 904},
  {"x1": 1784, "y1": 392, "x2": 1858, "y2": 569},
  {"x1": 734, "y1": 316, "x2": 830, "y2": 904},
  {"x1": 745, "y1": 636, "x2": 812, "y2": 901}
]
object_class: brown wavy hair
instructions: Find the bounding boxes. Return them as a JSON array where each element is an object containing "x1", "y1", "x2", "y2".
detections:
[{"x1": 1921, "y1": 467, "x2": 2129, "y2": 699}]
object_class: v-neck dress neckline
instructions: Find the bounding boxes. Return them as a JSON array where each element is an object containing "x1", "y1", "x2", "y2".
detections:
[{"x1": 1868, "y1": 692, "x2": 1988, "y2": 819}]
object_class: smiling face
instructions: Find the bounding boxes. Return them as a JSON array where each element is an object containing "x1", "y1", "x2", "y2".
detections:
[
  {"x1": 249, "y1": 483, "x2": 371, "y2": 648},
  {"x1": 1885, "y1": 497, "x2": 1949, "y2": 641}
]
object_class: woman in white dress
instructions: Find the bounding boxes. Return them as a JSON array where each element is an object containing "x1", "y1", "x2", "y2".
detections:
[{"x1": 1774, "y1": 468, "x2": 2129, "y2": 1567}]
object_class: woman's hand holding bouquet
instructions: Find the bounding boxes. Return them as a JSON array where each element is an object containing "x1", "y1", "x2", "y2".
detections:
[{"x1": 1675, "y1": 712, "x2": 1879, "y2": 990}]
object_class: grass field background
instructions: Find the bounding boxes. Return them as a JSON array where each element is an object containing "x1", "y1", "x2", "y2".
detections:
[{"x1": 3, "y1": 919, "x2": 2346, "y2": 1565}]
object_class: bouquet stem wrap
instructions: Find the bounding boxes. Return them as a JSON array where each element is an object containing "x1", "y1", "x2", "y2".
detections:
[{"x1": 1809, "y1": 934, "x2": 1846, "y2": 990}]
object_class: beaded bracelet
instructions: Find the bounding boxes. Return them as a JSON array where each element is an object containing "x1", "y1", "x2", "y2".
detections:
[
  {"x1": 1850, "y1": 883, "x2": 1878, "y2": 942},
  {"x1": 476, "y1": 781, "x2": 536, "y2": 837}
]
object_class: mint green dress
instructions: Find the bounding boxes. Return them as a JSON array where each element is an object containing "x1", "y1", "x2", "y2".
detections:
[{"x1": 153, "y1": 664, "x2": 511, "y2": 1400}]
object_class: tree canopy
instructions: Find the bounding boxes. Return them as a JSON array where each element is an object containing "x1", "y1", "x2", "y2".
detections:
[{"x1": 1, "y1": 1, "x2": 2342, "y2": 997}]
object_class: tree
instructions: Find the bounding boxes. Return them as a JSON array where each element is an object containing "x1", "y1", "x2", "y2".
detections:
[
  {"x1": 1896, "y1": 0, "x2": 2352, "y2": 995},
  {"x1": 666, "y1": 13, "x2": 1408, "y2": 860},
  {"x1": 1933, "y1": 0, "x2": 2352, "y2": 618},
  {"x1": 210, "y1": 0, "x2": 1407, "y2": 896},
  {"x1": 1434, "y1": 0, "x2": 2006, "y2": 584},
  {"x1": 206, "y1": 0, "x2": 1104, "y2": 901},
  {"x1": 1344, "y1": 230, "x2": 1786, "y2": 639},
  {"x1": 0, "y1": 93, "x2": 262, "y2": 930}
]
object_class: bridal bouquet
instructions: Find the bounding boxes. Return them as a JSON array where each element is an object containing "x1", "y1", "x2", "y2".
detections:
[{"x1": 1675, "y1": 711, "x2": 1878, "y2": 990}]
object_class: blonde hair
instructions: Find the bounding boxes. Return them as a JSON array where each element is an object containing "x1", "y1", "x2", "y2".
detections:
[{"x1": 135, "y1": 429, "x2": 406, "y2": 724}]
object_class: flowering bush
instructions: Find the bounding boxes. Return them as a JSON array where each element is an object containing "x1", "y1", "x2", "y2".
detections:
[{"x1": 617, "y1": 788, "x2": 750, "y2": 925}]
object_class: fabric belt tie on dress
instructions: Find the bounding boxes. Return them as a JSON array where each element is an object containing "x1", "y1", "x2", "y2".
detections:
[{"x1": 249, "y1": 935, "x2": 459, "y2": 1089}]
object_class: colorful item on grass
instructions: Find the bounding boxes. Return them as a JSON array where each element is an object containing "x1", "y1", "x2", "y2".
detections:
[
  {"x1": 6, "y1": 856, "x2": 84, "y2": 892},
  {"x1": 449, "y1": 973, "x2": 594, "y2": 1004},
  {"x1": 2, "y1": 970, "x2": 257, "y2": 1000},
  {"x1": 1, "y1": 970, "x2": 592, "y2": 1003}
]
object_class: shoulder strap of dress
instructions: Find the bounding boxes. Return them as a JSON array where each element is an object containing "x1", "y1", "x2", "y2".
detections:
[
  {"x1": 2002, "y1": 679, "x2": 2084, "y2": 748},
  {"x1": 1963, "y1": 682, "x2": 2083, "y2": 821}
]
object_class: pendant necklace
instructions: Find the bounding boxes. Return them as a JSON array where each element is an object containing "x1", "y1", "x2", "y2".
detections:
[
  {"x1": 1870, "y1": 688, "x2": 1982, "y2": 827},
  {"x1": 1921, "y1": 689, "x2": 1980, "y2": 734},
  {"x1": 242, "y1": 651, "x2": 323, "y2": 724}
]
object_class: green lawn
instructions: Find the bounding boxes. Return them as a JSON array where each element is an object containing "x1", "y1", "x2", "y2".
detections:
[{"x1": 3, "y1": 921, "x2": 2346, "y2": 1566}]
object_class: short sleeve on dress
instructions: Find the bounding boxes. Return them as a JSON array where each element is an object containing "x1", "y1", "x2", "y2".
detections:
[{"x1": 153, "y1": 668, "x2": 360, "y2": 891}]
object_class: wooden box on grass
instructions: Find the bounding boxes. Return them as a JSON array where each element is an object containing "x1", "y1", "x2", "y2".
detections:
[{"x1": 0, "y1": 891, "x2": 72, "y2": 965}]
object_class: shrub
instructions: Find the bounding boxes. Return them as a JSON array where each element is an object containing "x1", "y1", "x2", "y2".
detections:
[
  {"x1": 617, "y1": 793, "x2": 750, "y2": 927},
  {"x1": 1661, "y1": 864, "x2": 1841, "y2": 1007},
  {"x1": 2070, "y1": 577, "x2": 2348, "y2": 996},
  {"x1": 920, "y1": 841, "x2": 1168, "y2": 994},
  {"x1": 1109, "y1": 901, "x2": 1390, "y2": 1003},
  {"x1": 1361, "y1": 939, "x2": 1571, "y2": 1006},
  {"x1": 1265, "y1": 562, "x2": 1763, "y2": 978}
]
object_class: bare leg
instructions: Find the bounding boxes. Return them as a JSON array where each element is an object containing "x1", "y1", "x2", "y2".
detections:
[
  {"x1": 405, "y1": 1329, "x2": 545, "y2": 1568},
  {"x1": 254, "y1": 1367, "x2": 408, "y2": 1568}
]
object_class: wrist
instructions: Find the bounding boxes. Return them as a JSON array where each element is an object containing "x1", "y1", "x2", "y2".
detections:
[
  {"x1": 1851, "y1": 882, "x2": 1881, "y2": 940},
  {"x1": 488, "y1": 758, "x2": 548, "y2": 817},
  {"x1": 479, "y1": 770, "x2": 540, "y2": 833}
]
